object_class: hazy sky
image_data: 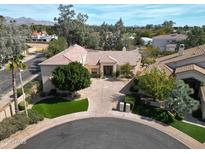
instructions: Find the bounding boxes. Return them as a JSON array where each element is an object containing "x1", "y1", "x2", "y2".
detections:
[{"x1": 0, "y1": 4, "x2": 205, "y2": 26}]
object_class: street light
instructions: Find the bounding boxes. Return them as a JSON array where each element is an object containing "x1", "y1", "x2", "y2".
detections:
[{"x1": 19, "y1": 69, "x2": 28, "y2": 117}]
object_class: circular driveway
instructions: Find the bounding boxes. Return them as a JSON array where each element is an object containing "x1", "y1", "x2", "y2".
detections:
[{"x1": 17, "y1": 118, "x2": 188, "y2": 149}]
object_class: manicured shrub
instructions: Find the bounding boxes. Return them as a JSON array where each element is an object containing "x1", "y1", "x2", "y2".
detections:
[
  {"x1": 116, "y1": 70, "x2": 120, "y2": 78},
  {"x1": 13, "y1": 113, "x2": 29, "y2": 130},
  {"x1": 0, "y1": 113, "x2": 29, "y2": 141},
  {"x1": 27, "y1": 109, "x2": 44, "y2": 124},
  {"x1": 133, "y1": 102, "x2": 174, "y2": 124},
  {"x1": 18, "y1": 101, "x2": 28, "y2": 111},
  {"x1": 0, "y1": 109, "x2": 45, "y2": 141},
  {"x1": 124, "y1": 95, "x2": 135, "y2": 110},
  {"x1": 17, "y1": 88, "x2": 23, "y2": 97},
  {"x1": 25, "y1": 96, "x2": 32, "y2": 104}
]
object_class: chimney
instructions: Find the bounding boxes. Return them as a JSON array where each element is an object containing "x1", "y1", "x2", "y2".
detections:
[{"x1": 178, "y1": 44, "x2": 185, "y2": 56}]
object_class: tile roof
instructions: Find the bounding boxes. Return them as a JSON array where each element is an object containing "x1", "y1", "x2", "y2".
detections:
[
  {"x1": 148, "y1": 44, "x2": 205, "y2": 76},
  {"x1": 175, "y1": 64, "x2": 205, "y2": 75},
  {"x1": 40, "y1": 44, "x2": 141, "y2": 66},
  {"x1": 85, "y1": 49, "x2": 140, "y2": 66},
  {"x1": 40, "y1": 44, "x2": 87, "y2": 65},
  {"x1": 156, "y1": 44, "x2": 205, "y2": 64}
]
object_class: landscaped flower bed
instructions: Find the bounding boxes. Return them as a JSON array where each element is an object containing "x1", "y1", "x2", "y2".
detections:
[
  {"x1": 131, "y1": 96, "x2": 205, "y2": 143},
  {"x1": 0, "y1": 109, "x2": 44, "y2": 141}
]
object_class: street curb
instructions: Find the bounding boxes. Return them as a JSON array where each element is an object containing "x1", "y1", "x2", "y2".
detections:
[{"x1": 0, "y1": 111, "x2": 204, "y2": 149}]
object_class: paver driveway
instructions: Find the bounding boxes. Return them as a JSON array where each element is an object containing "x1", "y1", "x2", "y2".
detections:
[{"x1": 79, "y1": 78, "x2": 132, "y2": 114}]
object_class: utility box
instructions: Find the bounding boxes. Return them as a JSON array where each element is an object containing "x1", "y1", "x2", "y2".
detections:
[
  {"x1": 125, "y1": 103, "x2": 130, "y2": 112},
  {"x1": 119, "y1": 102, "x2": 124, "y2": 112}
]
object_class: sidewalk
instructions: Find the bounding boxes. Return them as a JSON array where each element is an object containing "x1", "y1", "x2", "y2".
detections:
[
  {"x1": 0, "y1": 111, "x2": 204, "y2": 149},
  {"x1": 0, "y1": 53, "x2": 40, "y2": 110}
]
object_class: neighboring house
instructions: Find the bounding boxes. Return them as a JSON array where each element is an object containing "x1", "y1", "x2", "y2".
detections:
[
  {"x1": 31, "y1": 31, "x2": 58, "y2": 42},
  {"x1": 141, "y1": 37, "x2": 152, "y2": 45},
  {"x1": 149, "y1": 44, "x2": 205, "y2": 120},
  {"x1": 39, "y1": 44, "x2": 141, "y2": 93},
  {"x1": 152, "y1": 33, "x2": 187, "y2": 52}
]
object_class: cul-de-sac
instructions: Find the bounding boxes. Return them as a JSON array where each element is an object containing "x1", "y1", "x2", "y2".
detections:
[{"x1": 0, "y1": 4, "x2": 205, "y2": 149}]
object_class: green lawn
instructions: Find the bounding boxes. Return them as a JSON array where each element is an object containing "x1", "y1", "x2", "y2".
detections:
[
  {"x1": 170, "y1": 119, "x2": 205, "y2": 143},
  {"x1": 131, "y1": 97, "x2": 205, "y2": 143},
  {"x1": 32, "y1": 97, "x2": 88, "y2": 119}
]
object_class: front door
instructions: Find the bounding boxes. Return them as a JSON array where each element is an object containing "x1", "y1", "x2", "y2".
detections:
[{"x1": 103, "y1": 66, "x2": 113, "y2": 77}]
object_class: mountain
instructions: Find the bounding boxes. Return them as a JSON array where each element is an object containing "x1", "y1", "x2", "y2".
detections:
[{"x1": 5, "y1": 16, "x2": 54, "y2": 25}]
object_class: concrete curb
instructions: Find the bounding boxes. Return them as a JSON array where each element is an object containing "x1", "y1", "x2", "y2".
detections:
[{"x1": 0, "y1": 111, "x2": 204, "y2": 149}]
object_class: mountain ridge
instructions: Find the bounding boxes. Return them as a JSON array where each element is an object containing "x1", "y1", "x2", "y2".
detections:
[{"x1": 5, "y1": 16, "x2": 54, "y2": 25}]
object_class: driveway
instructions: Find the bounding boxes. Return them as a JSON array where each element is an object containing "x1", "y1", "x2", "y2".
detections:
[
  {"x1": 17, "y1": 117, "x2": 188, "y2": 149},
  {"x1": 79, "y1": 78, "x2": 132, "y2": 114}
]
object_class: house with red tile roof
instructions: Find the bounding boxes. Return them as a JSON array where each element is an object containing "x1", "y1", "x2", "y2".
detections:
[{"x1": 39, "y1": 44, "x2": 141, "y2": 93}]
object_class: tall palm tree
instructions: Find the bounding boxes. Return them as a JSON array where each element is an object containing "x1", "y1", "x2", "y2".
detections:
[{"x1": 6, "y1": 54, "x2": 26, "y2": 113}]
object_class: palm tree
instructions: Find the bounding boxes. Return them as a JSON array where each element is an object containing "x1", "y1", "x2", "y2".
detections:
[{"x1": 6, "y1": 54, "x2": 26, "y2": 113}]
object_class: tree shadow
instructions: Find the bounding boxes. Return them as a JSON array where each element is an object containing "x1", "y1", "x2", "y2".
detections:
[{"x1": 119, "y1": 78, "x2": 135, "y2": 95}]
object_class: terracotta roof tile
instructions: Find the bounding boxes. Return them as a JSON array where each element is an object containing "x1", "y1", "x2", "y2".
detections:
[
  {"x1": 40, "y1": 44, "x2": 87, "y2": 65},
  {"x1": 85, "y1": 50, "x2": 141, "y2": 66}
]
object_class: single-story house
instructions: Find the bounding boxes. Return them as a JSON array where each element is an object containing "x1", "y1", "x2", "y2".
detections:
[
  {"x1": 39, "y1": 44, "x2": 141, "y2": 93},
  {"x1": 148, "y1": 44, "x2": 205, "y2": 120},
  {"x1": 152, "y1": 33, "x2": 187, "y2": 52}
]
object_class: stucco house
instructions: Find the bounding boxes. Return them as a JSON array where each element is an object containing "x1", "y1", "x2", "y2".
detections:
[
  {"x1": 39, "y1": 44, "x2": 141, "y2": 93},
  {"x1": 152, "y1": 33, "x2": 187, "y2": 52},
  {"x1": 149, "y1": 44, "x2": 205, "y2": 120}
]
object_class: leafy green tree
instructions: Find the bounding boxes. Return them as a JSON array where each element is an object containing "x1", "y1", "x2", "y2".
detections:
[
  {"x1": 134, "y1": 35, "x2": 144, "y2": 46},
  {"x1": 84, "y1": 31, "x2": 100, "y2": 49},
  {"x1": 138, "y1": 67, "x2": 175, "y2": 102},
  {"x1": 54, "y1": 4, "x2": 91, "y2": 46},
  {"x1": 120, "y1": 63, "x2": 133, "y2": 78},
  {"x1": 52, "y1": 62, "x2": 91, "y2": 94},
  {"x1": 181, "y1": 26, "x2": 205, "y2": 49},
  {"x1": 166, "y1": 80, "x2": 199, "y2": 118},
  {"x1": 0, "y1": 17, "x2": 28, "y2": 113},
  {"x1": 45, "y1": 36, "x2": 68, "y2": 58},
  {"x1": 113, "y1": 18, "x2": 124, "y2": 50},
  {"x1": 162, "y1": 20, "x2": 175, "y2": 33}
]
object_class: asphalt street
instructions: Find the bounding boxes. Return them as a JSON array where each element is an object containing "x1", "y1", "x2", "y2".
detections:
[
  {"x1": 17, "y1": 117, "x2": 188, "y2": 149},
  {"x1": 0, "y1": 53, "x2": 45, "y2": 95}
]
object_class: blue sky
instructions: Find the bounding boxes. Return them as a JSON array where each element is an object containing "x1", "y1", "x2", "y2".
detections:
[{"x1": 0, "y1": 4, "x2": 205, "y2": 26}]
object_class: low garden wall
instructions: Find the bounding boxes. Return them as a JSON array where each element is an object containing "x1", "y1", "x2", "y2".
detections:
[{"x1": 0, "y1": 94, "x2": 25, "y2": 122}]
